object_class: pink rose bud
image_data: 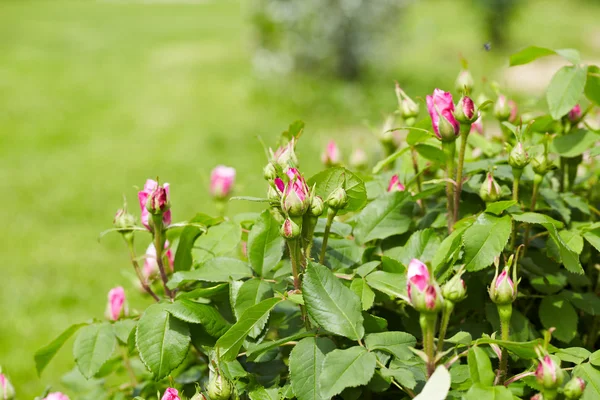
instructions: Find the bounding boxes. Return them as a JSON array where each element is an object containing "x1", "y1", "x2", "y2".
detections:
[
  {"x1": 470, "y1": 115, "x2": 483, "y2": 134},
  {"x1": 535, "y1": 355, "x2": 564, "y2": 390},
  {"x1": 0, "y1": 373, "x2": 15, "y2": 400},
  {"x1": 43, "y1": 393, "x2": 70, "y2": 400},
  {"x1": 479, "y1": 172, "x2": 502, "y2": 203},
  {"x1": 508, "y1": 100, "x2": 518, "y2": 123},
  {"x1": 568, "y1": 104, "x2": 582, "y2": 123},
  {"x1": 272, "y1": 140, "x2": 298, "y2": 170},
  {"x1": 322, "y1": 140, "x2": 341, "y2": 167},
  {"x1": 454, "y1": 96, "x2": 476, "y2": 123},
  {"x1": 281, "y1": 168, "x2": 310, "y2": 217},
  {"x1": 426, "y1": 89, "x2": 460, "y2": 142},
  {"x1": 407, "y1": 259, "x2": 442, "y2": 312},
  {"x1": 107, "y1": 286, "x2": 126, "y2": 321},
  {"x1": 530, "y1": 394, "x2": 543, "y2": 400},
  {"x1": 161, "y1": 388, "x2": 181, "y2": 400},
  {"x1": 350, "y1": 148, "x2": 368, "y2": 170},
  {"x1": 564, "y1": 376, "x2": 586, "y2": 399},
  {"x1": 138, "y1": 179, "x2": 172, "y2": 231},
  {"x1": 387, "y1": 175, "x2": 406, "y2": 192},
  {"x1": 143, "y1": 241, "x2": 174, "y2": 278},
  {"x1": 489, "y1": 268, "x2": 516, "y2": 305},
  {"x1": 509, "y1": 142, "x2": 529, "y2": 170},
  {"x1": 210, "y1": 165, "x2": 236, "y2": 199},
  {"x1": 280, "y1": 218, "x2": 300, "y2": 239},
  {"x1": 494, "y1": 95, "x2": 511, "y2": 121}
]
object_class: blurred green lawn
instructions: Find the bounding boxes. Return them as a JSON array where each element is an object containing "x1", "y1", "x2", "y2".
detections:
[{"x1": 2, "y1": 0, "x2": 600, "y2": 397}]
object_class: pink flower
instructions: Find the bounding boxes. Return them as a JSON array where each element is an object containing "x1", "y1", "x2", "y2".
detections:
[
  {"x1": 455, "y1": 96, "x2": 475, "y2": 122},
  {"x1": 387, "y1": 175, "x2": 406, "y2": 192},
  {"x1": 210, "y1": 165, "x2": 236, "y2": 199},
  {"x1": 138, "y1": 179, "x2": 171, "y2": 231},
  {"x1": 321, "y1": 140, "x2": 341, "y2": 167},
  {"x1": 407, "y1": 259, "x2": 430, "y2": 297},
  {"x1": 426, "y1": 89, "x2": 459, "y2": 141},
  {"x1": 568, "y1": 104, "x2": 582, "y2": 122},
  {"x1": 281, "y1": 168, "x2": 310, "y2": 217},
  {"x1": 471, "y1": 115, "x2": 483, "y2": 134},
  {"x1": 44, "y1": 392, "x2": 70, "y2": 400},
  {"x1": 107, "y1": 287, "x2": 125, "y2": 321},
  {"x1": 143, "y1": 241, "x2": 174, "y2": 278},
  {"x1": 161, "y1": 388, "x2": 181, "y2": 400}
]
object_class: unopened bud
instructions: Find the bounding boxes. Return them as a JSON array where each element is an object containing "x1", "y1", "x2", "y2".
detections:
[
  {"x1": 207, "y1": 373, "x2": 233, "y2": 400},
  {"x1": 387, "y1": 175, "x2": 405, "y2": 192},
  {"x1": 327, "y1": 187, "x2": 348, "y2": 210},
  {"x1": 564, "y1": 376, "x2": 586, "y2": 399},
  {"x1": 350, "y1": 148, "x2": 368, "y2": 170},
  {"x1": 263, "y1": 163, "x2": 277, "y2": 181},
  {"x1": 146, "y1": 185, "x2": 170, "y2": 215},
  {"x1": 190, "y1": 391, "x2": 208, "y2": 400},
  {"x1": 509, "y1": 142, "x2": 529, "y2": 169},
  {"x1": 309, "y1": 196, "x2": 324, "y2": 217},
  {"x1": 281, "y1": 218, "x2": 300, "y2": 239},
  {"x1": 455, "y1": 69, "x2": 474, "y2": 93},
  {"x1": 322, "y1": 140, "x2": 341, "y2": 167},
  {"x1": 0, "y1": 372, "x2": 15, "y2": 400},
  {"x1": 479, "y1": 172, "x2": 502, "y2": 203},
  {"x1": 442, "y1": 272, "x2": 467, "y2": 303},
  {"x1": 494, "y1": 95, "x2": 511, "y2": 121},
  {"x1": 454, "y1": 96, "x2": 477, "y2": 124},
  {"x1": 532, "y1": 154, "x2": 554, "y2": 176},
  {"x1": 272, "y1": 140, "x2": 298, "y2": 170},
  {"x1": 568, "y1": 104, "x2": 582, "y2": 123},
  {"x1": 267, "y1": 185, "x2": 280, "y2": 203},
  {"x1": 535, "y1": 355, "x2": 564, "y2": 390},
  {"x1": 281, "y1": 168, "x2": 310, "y2": 217},
  {"x1": 407, "y1": 259, "x2": 444, "y2": 313},
  {"x1": 113, "y1": 208, "x2": 136, "y2": 232},
  {"x1": 395, "y1": 83, "x2": 420, "y2": 120},
  {"x1": 490, "y1": 268, "x2": 516, "y2": 305}
]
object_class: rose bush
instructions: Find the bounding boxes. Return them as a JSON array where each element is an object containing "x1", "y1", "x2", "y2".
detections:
[{"x1": 6, "y1": 46, "x2": 600, "y2": 399}]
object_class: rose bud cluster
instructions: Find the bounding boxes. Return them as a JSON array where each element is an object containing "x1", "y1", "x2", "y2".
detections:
[
  {"x1": 210, "y1": 165, "x2": 236, "y2": 200},
  {"x1": 106, "y1": 286, "x2": 126, "y2": 321},
  {"x1": 0, "y1": 371, "x2": 15, "y2": 400},
  {"x1": 479, "y1": 172, "x2": 502, "y2": 203},
  {"x1": 138, "y1": 179, "x2": 172, "y2": 231},
  {"x1": 406, "y1": 259, "x2": 444, "y2": 313},
  {"x1": 113, "y1": 207, "x2": 136, "y2": 233},
  {"x1": 322, "y1": 140, "x2": 341, "y2": 167},
  {"x1": 535, "y1": 355, "x2": 564, "y2": 391},
  {"x1": 161, "y1": 388, "x2": 181, "y2": 400},
  {"x1": 426, "y1": 89, "x2": 460, "y2": 142},
  {"x1": 564, "y1": 376, "x2": 586, "y2": 400},
  {"x1": 387, "y1": 174, "x2": 405, "y2": 192}
]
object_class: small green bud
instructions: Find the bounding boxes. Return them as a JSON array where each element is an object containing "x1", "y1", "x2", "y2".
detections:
[
  {"x1": 267, "y1": 185, "x2": 280, "y2": 203},
  {"x1": 535, "y1": 355, "x2": 564, "y2": 390},
  {"x1": 207, "y1": 373, "x2": 233, "y2": 400},
  {"x1": 263, "y1": 163, "x2": 277, "y2": 181},
  {"x1": 395, "y1": 82, "x2": 420, "y2": 120},
  {"x1": 113, "y1": 208, "x2": 136, "y2": 232},
  {"x1": 455, "y1": 69, "x2": 474, "y2": 94},
  {"x1": 489, "y1": 267, "x2": 516, "y2": 305},
  {"x1": 532, "y1": 153, "x2": 554, "y2": 176},
  {"x1": 191, "y1": 391, "x2": 208, "y2": 400},
  {"x1": 479, "y1": 172, "x2": 502, "y2": 203},
  {"x1": 564, "y1": 376, "x2": 586, "y2": 400},
  {"x1": 327, "y1": 187, "x2": 348, "y2": 210},
  {"x1": 508, "y1": 142, "x2": 529, "y2": 169},
  {"x1": 281, "y1": 218, "x2": 301, "y2": 239},
  {"x1": 494, "y1": 94, "x2": 511, "y2": 121},
  {"x1": 442, "y1": 272, "x2": 467, "y2": 303},
  {"x1": 309, "y1": 196, "x2": 325, "y2": 217}
]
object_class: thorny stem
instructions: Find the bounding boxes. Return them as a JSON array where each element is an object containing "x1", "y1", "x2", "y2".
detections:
[
  {"x1": 420, "y1": 313, "x2": 437, "y2": 378},
  {"x1": 319, "y1": 208, "x2": 337, "y2": 264},
  {"x1": 288, "y1": 239, "x2": 310, "y2": 329},
  {"x1": 442, "y1": 142, "x2": 456, "y2": 233},
  {"x1": 497, "y1": 304, "x2": 512, "y2": 384},
  {"x1": 453, "y1": 125, "x2": 470, "y2": 224},
  {"x1": 127, "y1": 241, "x2": 160, "y2": 302},
  {"x1": 437, "y1": 301, "x2": 454, "y2": 353},
  {"x1": 153, "y1": 217, "x2": 173, "y2": 299}
]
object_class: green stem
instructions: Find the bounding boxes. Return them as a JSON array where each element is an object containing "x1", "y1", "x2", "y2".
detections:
[
  {"x1": 302, "y1": 214, "x2": 318, "y2": 261},
  {"x1": 523, "y1": 175, "x2": 542, "y2": 251},
  {"x1": 453, "y1": 126, "x2": 470, "y2": 223},
  {"x1": 127, "y1": 241, "x2": 160, "y2": 302},
  {"x1": 152, "y1": 215, "x2": 173, "y2": 299},
  {"x1": 288, "y1": 239, "x2": 310, "y2": 329},
  {"x1": 420, "y1": 313, "x2": 437, "y2": 378},
  {"x1": 559, "y1": 157, "x2": 566, "y2": 193},
  {"x1": 215, "y1": 200, "x2": 226, "y2": 218},
  {"x1": 509, "y1": 168, "x2": 522, "y2": 251},
  {"x1": 437, "y1": 301, "x2": 454, "y2": 353},
  {"x1": 498, "y1": 303, "x2": 512, "y2": 384},
  {"x1": 442, "y1": 141, "x2": 456, "y2": 234},
  {"x1": 319, "y1": 208, "x2": 337, "y2": 265}
]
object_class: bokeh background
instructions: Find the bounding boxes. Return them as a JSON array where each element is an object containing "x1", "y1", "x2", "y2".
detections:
[{"x1": 2, "y1": 0, "x2": 600, "y2": 397}]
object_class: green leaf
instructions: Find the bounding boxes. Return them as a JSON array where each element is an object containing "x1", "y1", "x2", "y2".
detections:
[
  {"x1": 308, "y1": 167, "x2": 367, "y2": 215},
  {"x1": 354, "y1": 192, "x2": 414, "y2": 244},
  {"x1": 248, "y1": 387, "x2": 279, "y2": 400},
  {"x1": 136, "y1": 304, "x2": 191, "y2": 380},
  {"x1": 463, "y1": 383, "x2": 514, "y2": 400},
  {"x1": 364, "y1": 332, "x2": 416, "y2": 360},
  {"x1": 112, "y1": 319, "x2": 136, "y2": 344},
  {"x1": 432, "y1": 222, "x2": 470, "y2": 276},
  {"x1": 73, "y1": 322, "x2": 117, "y2": 379},
  {"x1": 511, "y1": 212, "x2": 563, "y2": 227},
  {"x1": 540, "y1": 188, "x2": 572, "y2": 224},
  {"x1": 289, "y1": 337, "x2": 336, "y2": 400},
  {"x1": 317, "y1": 238, "x2": 363, "y2": 271},
  {"x1": 215, "y1": 297, "x2": 281, "y2": 361},
  {"x1": 584, "y1": 229, "x2": 600, "y2": 252},
  {"x1": 509, "y1": 46, "x2": 558, "y2": 66},
  {"x1": 413, "y1": 366, "x2": 451, "y2": 400},
  {"x1": 573, "y1": 363, "x2": 600, "y2": 399},
  {"x1": 246, "y1": 331, "x2": 316, "y2": 361},
  {"x1": 364, "y1": 271, "x2": 407, "y2": 299},
  {"x1": 590, "y1": 350, "x2": 600, "y2": 366},
  {"x1": 176, "y1": 283, "x2": 228, "y2": 300},
  {"x1": 547, "y1": 65, "x2": 587, "y2": 120},
  {"x1": 446, "y1": 331, "x2": 473, "y2": 346},
  {"x1": 539, "y1": 294, "x2": 578, "y2": 343},
  {"x1": 468, "y1": 347, "x2": 495, "y2": 386},
  {"x1": 485, "y1": 201, "x2": 517, "y2": 215},
  {"x1": 35, "y1": 323, "x2": 87, "y2": 376},
  {"x1": 193, "y1": 222, "x2": 241, "y2": 264},
  {"x1": 463, "y1": 213, "x2": 512, "y2": 271},
  {"x1": 556, "y1": 347, "x2": 591, "y2": 364},
  {"x1": 350, "y1": 278, "x2": 375, "y2": 311},
  {"x1": 319, "y1": 347, "x2": 377, "y2": 399},
  {"x1": 385, "y1": 229, "x2": 440, "y2": 266},
  {"x1": 165, "y1": 299, "x2": 231, "y2": 337},
  {"x1": 174, "y1": 213, "x2": 222, "y2": 272},
  {"x1": 545, "y1": 223, "x2": 584, "y2": 274},
  {"x1": 415, "y1": 144, "x2": 446, "y2": 164},
  {"x1": 248, "y1": 210, "x2": 285, "y2": 276},
  {"x1": 302, "y1": 262, "x2": 364, "y2": 340},
  {"x1": 233, "y1": 278, "x2": 273, "y2": 338},
  {"x1": 475, "y1": 338, "x2": 558, "y2": 359},
  {"x1": 168, "y1": 257, "x2": 252, "y2": 288},
  {"x1": 563, "y1": 290, "x2": 600, "y2": 315},
  {"x1": 552, "y1": 129, "x2": 600, "y2": 158},
  {"x1": 585, "y1": 65, "x2": 600, "y2": 105}
]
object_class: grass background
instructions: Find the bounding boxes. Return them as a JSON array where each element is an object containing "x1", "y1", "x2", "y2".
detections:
[{"x1": 2, "y1": 0, "x2": 600, "y2": 397}]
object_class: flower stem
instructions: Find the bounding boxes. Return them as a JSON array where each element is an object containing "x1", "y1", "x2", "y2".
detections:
[
  {"x1": 453, "y1": 125, "x2": 470, "y2": 223},
  {"x1": 509, "y1": 168, "x2": 522, "y2": 251},
  {"x1": 442, "y1": 142, "x2": 456, "y2": 233},
  {"x1": 127, "y1": 241, "x2": 160, "y2": 302},
  {"x1": 302, "y1": 214, "x2": 318, "y2": 261},
  {"x1": 319, "y1": 208, "x2": 337, "y2": 265},
  {"x1": 152, "y1": 215, "x2": 173, "y2": 299},
  {"x1": 420, "y1": 313, "x2": 438, "y2": 378},
  {"x1": 497, "y1": 303, "x2": 512, "y2": 384},
  {"x1": 436, "y1": 301, "x2": 454, "y2": 353},
  {"x1": 523, "y1": 175, "x2": 542, "y2": 250},
  {"x1": 288, "y1": 239, "x2": 310, "y2": 329}
]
